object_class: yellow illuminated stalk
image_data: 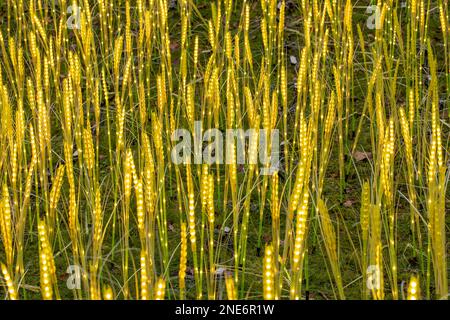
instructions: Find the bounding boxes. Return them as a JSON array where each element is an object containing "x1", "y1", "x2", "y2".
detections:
[
  {"x1": 90, "y1": 187, "x2": 102, "y2": 300},
  {"x1": 407, "y1": 276, "x2": 420, "y2": 300},
  {"x1": 48, "y1": 165, "x2": 65, "y2": 242},
  {"x1": 140, "y1": 251, "x2": 149, "y2": 300},
  {"x1": 186, "y1": 164, "x2": 200, "y2": 298},
  {"x1": 154, "y1": 277, "x2": 166, "y2": 300},
  {"x1": 318, "y1": 199, "x2": 345, "y2": 300},
  {"x1": 1, "y1": 263, "x2": 17, "y2": 300},
  {"x1": 360, "y1": 181, "x2": 370, "y2": 299},
  {"x1": 0, "y1": 184, "x2": 13, "y2": 268},
  {"x1": 225, "y1": 272, "x2": 237, "y2": 300},
  {"x1": 271, "y1": 172, "x2": 281, "y2": 299},
  {"x1": 121, "y1": 149, "x2": 134, "y2": 299},
  {"x1": 381, "y1": 118, "x2": 397, "y2": 299},
  {"x1": 370, "y1": 205, "x2": 384, "y2": 300},
  {"x1": 135, "y1": 177, "x2": 145, "y2": 238},
  {"x1": 427, "y1": 50, "x2": 448, "y2": 299},
  {"x1": 263, "y1": 244, "x2": 275, "y2": 300},
  {"x1": 38, "y1": 220, "x2": 58, "y2": 299},
  {"x1": 93, "y1": 188, "x2": 103, "y2": 256},
  {"x1": 398, "y1": 107, "x2": 420, "y2": 248},
  {"x1": 207, "y1": 173, "x2": 215, "y2": 299},
  {"x1": 83, "y1": 128, "x2": 95, "y2": 175},
  {"x1": 179, "y1": 223, "x2": 188, "y2": 299}
]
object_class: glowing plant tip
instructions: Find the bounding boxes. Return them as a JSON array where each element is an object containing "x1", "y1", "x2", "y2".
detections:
[
  {"x1": 188, "y1": 191, "x2": 196, "y2": 246},
  {"x1": 140, "y1": 251, "x2": 149, "y2": 300},
  {"x1": 38, "y1": 221, "x2": 56, "y2": 300},
  {"x1": 103, "y1": 286, "x2": 114, "y2": 300},
  {"x1": 407, "y1": 276, "x2": 420, "y2": 300},
  {"x1": 1, "y1": 263, "x2": 17, "y2": 300},
  {"x1": 263, "y1": 244, "x2": 275, "y2": 300},
  {"x1": 0, "y1": 184, "x2": 13, "y2": 266},
  {"x1": 293, "y1": 191, "x2": 309, "y2": 268},
  {"x1": 154, "y1": 278, "x2": 166, "y2": 300},
  {"x1": 179, "y1": 223, "x2": 188, "y2": 298}
]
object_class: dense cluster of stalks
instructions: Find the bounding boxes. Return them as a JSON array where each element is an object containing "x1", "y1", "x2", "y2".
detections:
[{"x1": 0, "y1": 0, "x2": 448, "y2": 300}]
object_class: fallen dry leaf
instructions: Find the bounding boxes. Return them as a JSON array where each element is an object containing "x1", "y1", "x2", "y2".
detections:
[
  {"x1": 343, "y1": 200, "x2": 353, "y2": 207},
  {"x1": 352, "y1": 151, "x2": 372, "y2": 162},
  {"x1": 289, "y1": 55, "x2": 298, "y2": 65}
]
